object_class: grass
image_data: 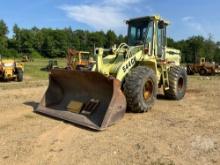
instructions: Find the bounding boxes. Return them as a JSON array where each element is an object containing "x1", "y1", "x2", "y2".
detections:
[{"x1": 23, "y1": 58, "x2": 66, "y2": 80}]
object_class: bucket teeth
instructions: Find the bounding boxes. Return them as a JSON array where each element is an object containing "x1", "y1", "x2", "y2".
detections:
[{"x1": 81, "y1": 99, "x2": 100, "y2": 115}]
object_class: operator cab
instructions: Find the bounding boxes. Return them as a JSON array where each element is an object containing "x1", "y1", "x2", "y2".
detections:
[
  {"x1": 127, "y1": 17, "x2": 153, "y2": 46},
  {"x1": 126, "y1": 16, "x2": 168, "y2": 58}
]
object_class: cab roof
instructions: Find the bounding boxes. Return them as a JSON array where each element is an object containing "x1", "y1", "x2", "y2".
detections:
[{"x1": 126, "y1": 15, "x2": 170, "y2": 25}]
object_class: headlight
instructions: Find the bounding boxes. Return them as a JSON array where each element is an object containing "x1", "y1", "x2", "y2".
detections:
[{"x1": 3, "y1": 63, "x2": 15, "y2": 67}]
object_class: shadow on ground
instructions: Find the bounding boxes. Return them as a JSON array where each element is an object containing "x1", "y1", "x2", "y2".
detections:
[
  {"x1": 23, "y1": 101, "x2": 39, "y2": 109},
  {"x1": 157, "y1": 94, "x2": 171, "y2": 100}
]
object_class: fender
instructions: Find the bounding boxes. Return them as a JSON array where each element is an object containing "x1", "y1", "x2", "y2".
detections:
[{"x1": 116, "y1": 50, "x2": 142, "y2": 81}]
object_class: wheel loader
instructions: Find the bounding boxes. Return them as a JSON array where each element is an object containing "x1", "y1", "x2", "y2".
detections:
[
  {"x1": 0, "y1": 56, "x2": 24, "y2": 82},
  {"x1": 35, "y1": 15, "x2": 187, "y2": 130},
  {"x1": 66, "y1": 48, "x2": 95, "y2": 71},
  {"x1": 187, "y1": 57, "x2": 217, "y2": 76}
]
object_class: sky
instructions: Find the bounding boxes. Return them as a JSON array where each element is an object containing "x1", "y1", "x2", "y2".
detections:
[{"x1": 0, "y1": 0, "x2": 220, "y2": 41}]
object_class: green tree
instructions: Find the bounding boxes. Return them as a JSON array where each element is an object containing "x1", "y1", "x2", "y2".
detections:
[
  {"x1": 13, "y1": 24, "x2": 22, "y2": 53},
  {"x1": 0, "y1": 20, "x2": 8, "y2": 36},
  {"x1": 0, "y1": 20, "x2": 8, "y2": 54},
  {"x1": 106, "y1": 30, "x2": 117, "y2": 48},
  {"x1": 117, "y1": 34, "x2": 126, "y2": 45}
]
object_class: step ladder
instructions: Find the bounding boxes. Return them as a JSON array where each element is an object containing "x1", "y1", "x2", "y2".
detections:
[{"x1": 161, "y1": 63, "x2": 169, "y2": 90}]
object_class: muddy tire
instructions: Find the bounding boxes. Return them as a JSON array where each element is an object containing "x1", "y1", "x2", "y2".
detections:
[
  {"x1": 164, "y1": 66, "x2": 187, "y2": 100},
  {"x1": 17, "y1": 69, "x2": 23, "y2": 82},
  {"x1": 187, "y1": 65, "x2": 194, "y2": 75},
  {"x1": 199, "y1": 68, "x2": 207, "y2": 76},
  {"x1": 124, "y1": 66, "x2": 157, "y2": 113}
]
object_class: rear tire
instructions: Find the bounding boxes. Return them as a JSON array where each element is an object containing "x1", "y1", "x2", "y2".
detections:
[
  {"x1": 199, "y1": 68, "x2": 207, "y2": 76},
  {"x1": 164, "y1": 66, "x2": 187, "y2": 100},
  {"x1": 17, "y1": 69, "x2": 23, "y2": 82},
  {"x1": 187, "y1": 65, "x2": 194, "y2": 75},
  {"x1": 124, "y1": 66, "x2": 157, "y2": 113}
]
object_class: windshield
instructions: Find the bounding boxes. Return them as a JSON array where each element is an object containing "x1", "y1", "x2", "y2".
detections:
[
  {"x1": 128, "y1": 21, "x2": 153, "y2": 46},
  {"x1": 81, "y1": 54, "x2": 90, "y2": 60}
]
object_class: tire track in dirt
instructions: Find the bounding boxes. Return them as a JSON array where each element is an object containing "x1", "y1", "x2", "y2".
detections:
[
  {"x1": 21, "y1": 124, "x2": 78, "y2": 165},
  {"x1": 0, "y1": 86, "x2": 47, "y2": 129},
  {"x1": 0, "y1": 109, "x2": 62, "y2": 165}
]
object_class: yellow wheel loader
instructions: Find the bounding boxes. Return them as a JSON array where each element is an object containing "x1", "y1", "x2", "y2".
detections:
[
  {"x1": 0, "y1": 57, "x2": 24, "y2": 82},
  {"x1": 35, "y1": 16, "x2": 187, "y2": 130}
]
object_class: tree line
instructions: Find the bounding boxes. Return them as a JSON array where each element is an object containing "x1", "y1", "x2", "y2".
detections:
[
  {"x1": 0, "y1": 19, "x2": 126, "y2": 58},
  {"x1": 0, "y1": 19, "x2": 220, "y2": 63},
  {"x1": 167, "y1": 36, "x2": 220, "y2": 63}
]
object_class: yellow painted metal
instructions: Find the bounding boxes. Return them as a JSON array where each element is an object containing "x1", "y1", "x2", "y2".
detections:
[
  {"x1": 200, "y1": 57, "x2": 206, "y2": 65},
  {"x1": 93, "y1": 15, "x2": 181, "y2": 90},
  {"x1": 0, "y1": 59, "x2": 24, "y2": 80}
]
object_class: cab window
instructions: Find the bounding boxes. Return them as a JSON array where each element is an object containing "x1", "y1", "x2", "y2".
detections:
[
  {"x1": 157, "y1": 21, "x2": 166, "y2": 58},
  {"x1": 128, "y1": 21, "x2": 153, "y2": 46}
]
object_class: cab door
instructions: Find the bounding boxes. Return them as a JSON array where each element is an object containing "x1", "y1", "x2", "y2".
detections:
[{"x1": 157, "y1": 21, "x2": 167, "y2": 59}]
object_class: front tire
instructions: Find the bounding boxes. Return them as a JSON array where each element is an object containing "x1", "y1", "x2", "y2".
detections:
[
  {"x1": 164, "y1": 66, "x2": 187, "y2": 100},
  {"x1": 124, "y1": 66, "x2": 157, "y2": 113},
  {"x1": 16, "y1": 69, "x2": 23, "y2": 82},
  {"x1": 199, "y1": 68, "x2": 207, "y2": 76}
]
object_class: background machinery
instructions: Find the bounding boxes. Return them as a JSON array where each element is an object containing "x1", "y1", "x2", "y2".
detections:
[
  {"x1": 21, "y1": 55, "x2": 34, "y2": 62},
  {"x1": 66, "y1": 48, "x2": 95, "y2": 71},
  {"x1": 43, "y1": 59, "x2": 59, "y2": 71},
  {"x1": 0, "y1": 56, "x2": 24, "y2": 82},
  {"x1": 187, "y1": 57, "x2": 219, "y2": 76},
  {"x1": 36, "y1": 15, "x2": 187, "y2": 130}
]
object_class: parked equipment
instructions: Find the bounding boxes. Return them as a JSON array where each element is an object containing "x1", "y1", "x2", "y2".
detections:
[
  {"x1": 66, "y1": 48, "x2": 95, "y2": 71},
  {"x1": 46, "y1": 60, "x2": 59, "y2": 71},
  {"x1": 21, "y1": 55, "x2": 33, "y2": 62},
  {"x1": 187, "y1": 57, "x2": 217, "y2": 76},
  {"x1": 0, "y1": 57, "x2": 24, "y2": 82},
  {"x1": 35, "y1": 15, "x2": 187, "y2": 130}
]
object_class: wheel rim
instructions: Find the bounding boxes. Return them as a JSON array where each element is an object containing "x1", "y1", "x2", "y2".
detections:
[
  {"x1": 178, "y1": 77, "x2": 184, "y2": 91},
  {"x1": 200, "y1": 69, "x2": 206, "y2": 75},
  {"x1": 143, "y1": 80, "x2": 153, "y2": 100}
]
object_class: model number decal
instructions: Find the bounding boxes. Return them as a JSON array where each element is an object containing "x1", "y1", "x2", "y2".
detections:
[{"x1": 122, "y1": 57, "x2": 136, "y2": 73}]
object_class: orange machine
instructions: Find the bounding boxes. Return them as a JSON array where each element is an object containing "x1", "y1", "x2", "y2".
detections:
[{"x1": 66, "y1": 49, "x2": 95, "y2": 71}]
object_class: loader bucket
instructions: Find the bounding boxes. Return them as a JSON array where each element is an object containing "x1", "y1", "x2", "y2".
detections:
[{"x1": 35, "y1": 69, "x2": 126, "y2": 130}]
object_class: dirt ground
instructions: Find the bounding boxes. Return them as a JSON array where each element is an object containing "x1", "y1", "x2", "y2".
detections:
[{"x1": 0, "y1": 76, "x2": 220, "y2": 165}]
